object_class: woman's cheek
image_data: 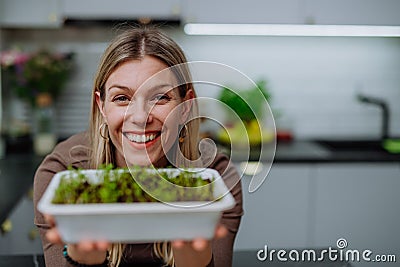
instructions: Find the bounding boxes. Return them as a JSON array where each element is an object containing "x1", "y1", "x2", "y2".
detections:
[
  {"x1": 150, "y1": 101, "x2": 182, "y2": 139},
  {"x1": 110, "y1": 106, "x2": 129, "y2": 124},
  {"x1": 162, "y1": 101, "x2": 184, "y2": 122}
]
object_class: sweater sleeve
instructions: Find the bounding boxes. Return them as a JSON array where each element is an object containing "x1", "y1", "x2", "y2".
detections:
[
  {"x1": 33, "y1": 132, "x2": 90, "y2": 267},
  {"x1": 210, "y1": 153, "x2": 244, "y2": 267}
]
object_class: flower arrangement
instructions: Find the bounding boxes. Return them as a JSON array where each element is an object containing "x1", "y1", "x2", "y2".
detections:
[{"x1": 0, "y1": 48, "x2": 73, "y2": 107}]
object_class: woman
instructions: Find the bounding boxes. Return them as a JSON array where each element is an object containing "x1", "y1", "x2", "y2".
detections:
[{"x1": 33, "y1": 27, "x2": 243, "y2": 267}]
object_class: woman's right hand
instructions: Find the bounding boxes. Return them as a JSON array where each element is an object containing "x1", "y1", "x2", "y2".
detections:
[{"x1": 44, "y1": 214, "x2": 110, "y2": 265}]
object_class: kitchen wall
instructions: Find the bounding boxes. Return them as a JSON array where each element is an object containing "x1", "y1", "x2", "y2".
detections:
[{"x1": 2, "y1": 25, "x2": 400, "y2": 140}]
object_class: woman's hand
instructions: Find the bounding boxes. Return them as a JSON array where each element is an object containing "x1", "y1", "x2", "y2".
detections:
[
  {"x1": 44, "y1": 214, "x2": 109, "y2": 265},
  {"x1": 171, "y1": 224, "x2": 228, "y2": 267},
  {"x1": 45, "y1": 214, "x2": 228, "y2": 266}
]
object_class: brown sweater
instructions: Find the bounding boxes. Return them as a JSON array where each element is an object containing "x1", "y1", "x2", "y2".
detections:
[{"x1": 33, "y1": 132, "x2": 243, "y2": 267}]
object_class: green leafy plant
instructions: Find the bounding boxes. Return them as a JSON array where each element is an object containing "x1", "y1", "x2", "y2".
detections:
[
  {"x1": 217, "y1": 80, "x2": 274, "y2": 145},
  {"x1": 52, "y1": 166, "x2": 214, "y2": 204},
  {"x1": 218, "y1": 80, "x2": 271, "y2": 122}
]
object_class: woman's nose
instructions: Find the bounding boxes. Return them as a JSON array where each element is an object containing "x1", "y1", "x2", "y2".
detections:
[{"x1": 126, "y1": 100, "x2": 152, "y2": 127}]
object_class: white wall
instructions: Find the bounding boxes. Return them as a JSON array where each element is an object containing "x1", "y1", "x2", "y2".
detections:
[
  {"x1": 2, "y1": 26, "x2": 400, "y2": 139},
  {"x1": 168, "y1": 31, "x2": 400, "y2": 139}
]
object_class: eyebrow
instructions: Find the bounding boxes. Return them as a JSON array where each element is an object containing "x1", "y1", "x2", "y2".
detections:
[
  {"x1": 107, "y1": 83, "x2": 175, "y2": 93},
  {"x1": 107, "y1": 84, "x2": 131, "y2": 92}
]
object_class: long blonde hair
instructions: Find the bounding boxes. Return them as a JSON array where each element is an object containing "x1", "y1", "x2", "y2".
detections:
[{"x1": 88, "y1": 26, "x2": 200, "y2": 266}]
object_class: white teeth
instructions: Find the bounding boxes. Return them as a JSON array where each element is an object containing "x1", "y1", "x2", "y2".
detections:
[{"x1": 126, "y1": 133, "x2": 157, "y2": 143}]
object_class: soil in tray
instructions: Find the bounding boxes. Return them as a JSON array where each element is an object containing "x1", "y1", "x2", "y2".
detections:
[{"x1": 52, "y1": 167, "x2": 215, "y2": 204}]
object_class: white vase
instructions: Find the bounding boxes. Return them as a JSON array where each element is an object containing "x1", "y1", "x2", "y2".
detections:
[
  {"x1": 33, "y1": 133, "x2": 56, "y2": 156},
  {"x1": 32, "y1": 93, "x2": 57, "y2": 156}
]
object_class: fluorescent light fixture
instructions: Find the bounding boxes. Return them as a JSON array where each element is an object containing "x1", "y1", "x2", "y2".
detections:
[{"x1": 184, "y1": 23, "x2": 400, "y2": 37}]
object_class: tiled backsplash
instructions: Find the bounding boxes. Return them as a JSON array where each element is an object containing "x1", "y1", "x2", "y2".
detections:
[{"x1": 2, "y1": 26, "x2": 400, "y2": 139}]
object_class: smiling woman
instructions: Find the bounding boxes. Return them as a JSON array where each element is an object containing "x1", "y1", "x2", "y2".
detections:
[
  {"x1": 95, "y1": 57, "x2": 192, "y2": 167},
  {"x1": 33, "y1": 26, "x2": 243, "y2": 267}
]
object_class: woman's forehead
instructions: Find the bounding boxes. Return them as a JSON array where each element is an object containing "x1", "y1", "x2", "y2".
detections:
[{"x1": 106, "y1": 58, "x2": 178, "y2": 92}]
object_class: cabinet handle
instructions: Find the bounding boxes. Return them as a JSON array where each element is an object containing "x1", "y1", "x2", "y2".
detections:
[
  {"x1": 27, "y1": 187, "x2": 34, "y2": 201},
  {"x1": 28, "y1": 227, "x2": 39, "y2": 240},
  {"x1": 239, "y1": 161, "x2": 264, "y2": 176},
  {"x1": 0, "y1": 219, "x2": 13, "y2": 235}
]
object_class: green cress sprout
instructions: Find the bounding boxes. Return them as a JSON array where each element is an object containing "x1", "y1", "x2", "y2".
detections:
[{"x1": 52, "y1": 166, "x2": 214, "y2": 204}]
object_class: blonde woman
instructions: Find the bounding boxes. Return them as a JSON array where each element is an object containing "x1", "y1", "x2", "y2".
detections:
[{"x1": 33, "y1": 27, "x2": 243, "y2": 267}]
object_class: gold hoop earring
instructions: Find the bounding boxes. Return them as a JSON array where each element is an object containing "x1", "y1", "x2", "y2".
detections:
[
  {"x1": 179, "y1": 124, "x2": 189, "y2": 143},
  {"x1": 99, "y1": 122, "x2": 109, "y2": 141}
]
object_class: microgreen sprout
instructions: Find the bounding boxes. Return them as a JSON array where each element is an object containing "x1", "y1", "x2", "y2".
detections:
[{"x1": 52, "y1": 166, "x2": 214, "y2": 204}]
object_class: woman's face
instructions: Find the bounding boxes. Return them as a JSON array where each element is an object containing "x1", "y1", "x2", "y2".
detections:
[{"x1": 96, "y1": 56, "x2": 193, "y2": 167}]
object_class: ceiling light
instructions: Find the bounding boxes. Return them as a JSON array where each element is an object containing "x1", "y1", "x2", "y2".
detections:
[{"x1": 184, "y1": 23, "x2": 400, "y2": 37}]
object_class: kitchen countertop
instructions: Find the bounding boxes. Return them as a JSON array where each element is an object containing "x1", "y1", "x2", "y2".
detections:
[
  {"x1": 0, "y1": 251, "x2": 352, "y2": 267},
  {"x1": 233, "y1": 250, "x2": 352, "y2": 267},
  {"x1": 0, "y1": 153, "x2": 43, "y2": 224},
  {"x1": 226, "y1": 139, "x2": 400, "y2": 163},
  {"x1": 1, "y1": 139, "x2": 399, "y2": 224}
]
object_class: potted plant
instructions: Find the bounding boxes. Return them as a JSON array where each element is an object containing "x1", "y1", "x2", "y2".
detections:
[
  {"x1": 52, "y1": 165, "x2": 215, "y2": 204},
  {"x1": 0, "y1": 48, "x2": 73, "y2": 155},
  {"x1": 38, "y1": 166, "x2": 235, "y2": 243},
  {"x1": 217, "y1": 80, "x2": 274, "y2": 146}
]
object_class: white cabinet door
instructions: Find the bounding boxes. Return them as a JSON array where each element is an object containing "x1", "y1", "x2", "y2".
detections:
[
  {"x1": 304, "y1": 0, "x2": 400, "y2": 26},
  {"x1": 182, "y1": 0, "x2": 302, "y2": 24},
  {"x1": 61, "y1": 0, "x2": 181, "y2": 20},
  {"x1": 182, "y1": 0, "x2": 400, "y2": 26},
  {"x1": 313, "y1": 163, "x2": 400, "y2": 267},
  {"x1": 0, "y1": 0, "x2": 61, "y2": 28},
  {"x1": 234, "y1": 163, "x2": 313, "y2": 250}
]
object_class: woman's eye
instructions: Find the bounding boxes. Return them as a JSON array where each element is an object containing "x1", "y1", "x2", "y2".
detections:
[
  {"x1": 113, "y1": 95, "x2": 130, "y2": 103},
  {"x1": 152, "y1": 94, "x2": 171, "y2": 103}
]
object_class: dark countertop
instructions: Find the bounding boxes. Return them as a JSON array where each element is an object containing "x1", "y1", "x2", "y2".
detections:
[
  {"x1": 233, "y1": 250, "x2": 352, "y2": 267},
  {"x1": 0, "y1": 251, "x2": 351, "y2": 267},
  {"x1": 0, "y1": 255, "x2": 45, "y2": 267},
  {"x1": 1, "y1": 139, "x2": 399, "y2": 223},
  {"x1": 0, "y1": 153, "x2": 43, "y2": 224},
  {"x1": 226, "y1": 139, "x2": 400, "y2": 163}
]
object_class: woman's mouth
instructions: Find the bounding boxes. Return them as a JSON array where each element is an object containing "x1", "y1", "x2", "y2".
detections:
[{"x1": 123, "y1": 132, "x2": 161, "y2": 144}]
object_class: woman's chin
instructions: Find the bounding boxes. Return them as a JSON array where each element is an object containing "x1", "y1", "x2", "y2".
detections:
[{"x1": 122, "y1": 150, "x2": 150, "y2": 166}]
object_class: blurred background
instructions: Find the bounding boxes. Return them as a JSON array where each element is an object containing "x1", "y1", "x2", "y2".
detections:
[{"x1": 0, "y1": 1, "x2": 399, "y2": 266}]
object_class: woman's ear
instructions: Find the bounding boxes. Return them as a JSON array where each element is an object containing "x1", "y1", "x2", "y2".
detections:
[
  {"x1": 95, "y1": 91, "x2": 107, "y2": 122},
  {"x1": 180, "y1": 89, "x2": 194, "y2": 124}
]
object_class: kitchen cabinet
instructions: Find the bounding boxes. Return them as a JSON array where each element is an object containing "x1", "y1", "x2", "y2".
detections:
[
  {"x1": 234, "y1": 160, "x2": 400, "y2": 264},
  {"x1": 234, "y1": 163, "x2": 313, "y2": 250},
  {"x1": 181, "y1": 0, "x2": 400, "y2": 26},
  {"x1": 0, "y1": 0, "x2": 62, "y2": 28},
  {"x1": 0, "y1": 0, "x2": 181, "y2": 28},
  {"x1": 313, "y1": 163, "x2": 400, "y2": 267},
  {"x1": 2, "y1": 0, "x2": 399, "y2": 29},
  {"x1": 0, "y1": 154, "x2": 43, "y2": 255},
  {"x1": 0, "y1": 193, "x2": 43, "y2": 255},
  {"x1": 182, "y1": 0, "x2": 302, "y2": 24},
  {"x1": 61, "y1": 0, "x2": 181, "y2": 21},
  {"x1": 304, "y1": 0, "x2": 400, "y2": 26}
]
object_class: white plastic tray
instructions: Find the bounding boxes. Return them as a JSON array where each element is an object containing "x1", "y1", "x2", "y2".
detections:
[{"x1": 38, "y1": 168, "x2": 235, "y2": 243}]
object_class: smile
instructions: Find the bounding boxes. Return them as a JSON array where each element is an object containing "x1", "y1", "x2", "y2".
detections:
[{"x1": 124, "y1": 132, "x2": 160, "y2": 143}]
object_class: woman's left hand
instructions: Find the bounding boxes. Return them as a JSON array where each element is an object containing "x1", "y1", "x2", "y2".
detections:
[{"x1": 171, "y1": 224, "x2": 228, "y2": 267}]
